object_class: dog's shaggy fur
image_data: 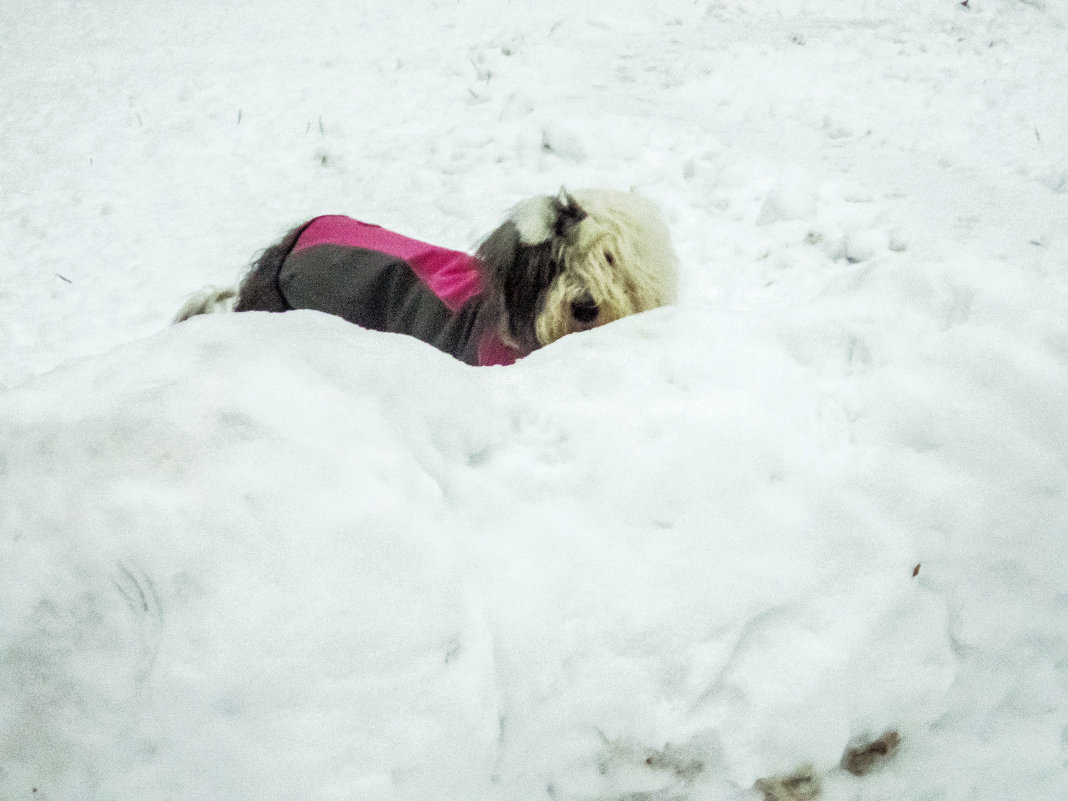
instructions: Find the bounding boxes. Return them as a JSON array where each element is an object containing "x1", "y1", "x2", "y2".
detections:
[
  {"x1": 482, "y1": 188, "x2": 678, "y2": 353},
  {"x1": 175, "y1": 188, "x2": 678, "y2": 365}
]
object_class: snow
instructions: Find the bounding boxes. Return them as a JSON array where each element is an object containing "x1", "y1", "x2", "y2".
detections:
[{"x1": 2, "y1": 0, "x2": 1067, "y2": 799}]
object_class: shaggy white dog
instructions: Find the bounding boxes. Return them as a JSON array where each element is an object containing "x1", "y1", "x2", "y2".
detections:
[{"x1": 176, "y1": 188, "x2": 678, "y2": 366}]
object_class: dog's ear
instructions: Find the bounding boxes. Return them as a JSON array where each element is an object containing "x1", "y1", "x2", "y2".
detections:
[
  {"x1": 476, "y1": 219, "x2": 520, "y2": 289},
  {"x1": 476, "y1": 213, "x2": 563, "y2": 354},
  {"x1": 552, "y1": 187, "x2": 587, "y2": 239}
]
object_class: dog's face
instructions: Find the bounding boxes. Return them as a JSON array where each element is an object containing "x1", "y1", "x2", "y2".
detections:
[{"x1": 477, "y1": 188, "x2": 679, "y2": 355}]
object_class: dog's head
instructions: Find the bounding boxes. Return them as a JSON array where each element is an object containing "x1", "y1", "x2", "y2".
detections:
[{"x1": 476, "y1": 188, "x2": 679, "y2": 355}]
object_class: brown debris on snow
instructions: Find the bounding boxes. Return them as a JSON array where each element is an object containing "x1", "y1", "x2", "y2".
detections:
[
  {"x1": 754, "y1": 764, "x2": 822, "y2": 801},
  {"x1": 840, "y1": 729, "x2": 901, "y2": 776}
]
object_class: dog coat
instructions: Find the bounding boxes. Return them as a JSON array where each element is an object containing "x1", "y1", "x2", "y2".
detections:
[{"x1": 277, "y1": 215, "x2": 518, "y2": 366}]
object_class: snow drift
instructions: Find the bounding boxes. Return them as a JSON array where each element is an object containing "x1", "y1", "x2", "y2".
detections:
[{"x1": 4, "y1": 240, "x2": 1065, "y2": 798}]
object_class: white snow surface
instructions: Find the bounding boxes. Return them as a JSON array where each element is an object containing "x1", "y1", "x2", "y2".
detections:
[{"x1": 2, "y1": 1, "x2": 1068, "y2": 799}]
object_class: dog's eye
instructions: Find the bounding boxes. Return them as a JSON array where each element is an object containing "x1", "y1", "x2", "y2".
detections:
[
  {"x1": 570, "y1": 296, "x2": 599, "y2": 323},
  {"x1": 604, "y1": 251, "x2": 615, "y2": 266}
]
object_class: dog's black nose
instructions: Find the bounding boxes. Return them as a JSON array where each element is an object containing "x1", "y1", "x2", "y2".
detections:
[{"x1": 570, "y1": 296, "x2": 599, "y2": 323}]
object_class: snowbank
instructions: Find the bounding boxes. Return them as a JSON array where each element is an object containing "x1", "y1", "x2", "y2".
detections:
[{"x1": 4, "y1": 241, "x2": 1065, "y2": 798}]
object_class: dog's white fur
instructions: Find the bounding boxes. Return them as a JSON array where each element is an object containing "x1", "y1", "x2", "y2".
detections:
[
  {"x1": 173, "y1": 286, "x2": 237, "y2": 323},
  {"x1": 527, "y1": 188, "x2": 678, "y2": 346}
]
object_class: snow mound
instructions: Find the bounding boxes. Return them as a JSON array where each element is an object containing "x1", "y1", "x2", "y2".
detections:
[{"x1": 4, "y1": 249, "x2": 1063, "y2": 800}]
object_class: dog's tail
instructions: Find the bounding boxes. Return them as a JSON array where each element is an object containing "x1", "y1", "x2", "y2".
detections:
[
  {"x1": 173, "y1": 221, "x2": 312, "y2": 324},
  {"x1": 232, "y1": 222, "x2": 312, "y2": 313},
  {"x1": 173, "y1": 286, "x2": 238, "y2": 323}
]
